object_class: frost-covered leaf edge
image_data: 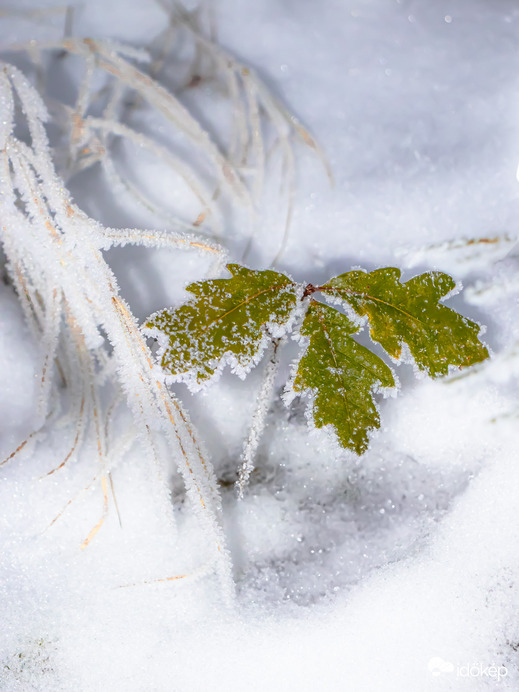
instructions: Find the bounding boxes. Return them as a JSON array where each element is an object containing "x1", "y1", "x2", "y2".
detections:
[
  {"x1": 143, "y1": 263, "x2": 305, "y2": 392},
  {"x1": 286, "y1": 300, "x2": 396, "y2": 454},
  {"x1": 318, "y1": 266, "x2": 490, "y2": 377}
]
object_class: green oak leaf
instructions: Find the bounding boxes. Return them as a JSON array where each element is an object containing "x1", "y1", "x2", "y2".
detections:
[
  {"x1": 320, "y1": 267, "x2": 488, "y2": 377},
  {"x1": 145, "y1": 264, "x2": 298, "y2": 388},
  {"x1": 293, "y1": 301, "x2": 395, "y2": 453}
]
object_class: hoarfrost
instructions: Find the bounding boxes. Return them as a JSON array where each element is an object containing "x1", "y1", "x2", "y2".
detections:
[
  {"x1": 0, "y1": 59, "x2": 233, "y2": 597},
  {"x1": 237, "y1": 337, "x2": 282, "y2": 496},
  {"x1": 1, "y1": 1, "x2": 517, "y2": 690},
  {"x1": 397, "y1": 235, "x2": 518, "y2": 276}
]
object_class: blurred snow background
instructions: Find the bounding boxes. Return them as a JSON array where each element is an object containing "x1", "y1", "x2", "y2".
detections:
[{"x1": 2, "y1": 0, "x2": 519, "y2": 690}]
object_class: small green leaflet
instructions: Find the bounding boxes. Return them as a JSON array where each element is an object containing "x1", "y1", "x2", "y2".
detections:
[
  {"x1": 145, "y1": 264, "x2": 298, "y2": 388},
  {"x1": 293, "y1": 301, "x2": 395, "y2": 454},
  {"x1": 320, "y1": 267, "x2": 489, "y2": 377},
  {"x1": 145, "y1": 262, "x2": 489, "y2": 454}
]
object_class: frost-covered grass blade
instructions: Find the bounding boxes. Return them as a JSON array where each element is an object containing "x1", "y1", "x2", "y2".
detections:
[{"x1": 0, "y1": 59, "x2": 234, "y2": 598}]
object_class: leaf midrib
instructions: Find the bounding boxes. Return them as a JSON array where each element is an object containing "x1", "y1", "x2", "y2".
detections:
[
  {"x1": 198, "y1": 281, "x2": 294, "y2": 335},
  {"x1": 316, "y1": 307, "x2": 391, "y2": 395},
  {"x1": 320, "y1": 284, "x2": 429, "y2": 329},
  {"x1": 315, "y1": 307, "x2": 359, "y2": 440}
]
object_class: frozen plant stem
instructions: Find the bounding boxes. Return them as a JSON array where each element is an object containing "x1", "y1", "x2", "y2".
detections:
[{"x1": 237, "y1": 337, "x2": 282, "y2": 497}]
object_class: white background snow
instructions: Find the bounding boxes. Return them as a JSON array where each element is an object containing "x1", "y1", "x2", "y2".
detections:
[{"x1": 2, "y1": 0, "x2": 519, "y2": 690}]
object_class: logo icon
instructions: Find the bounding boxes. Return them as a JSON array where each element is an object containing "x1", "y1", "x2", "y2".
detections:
[{"x1": 428, "y1": 657, "x2": 454, "y2": 676}]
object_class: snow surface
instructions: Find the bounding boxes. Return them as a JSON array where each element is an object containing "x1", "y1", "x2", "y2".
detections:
[{"x1": 2, "y1": 0, "x2": 519, "y2": 690}]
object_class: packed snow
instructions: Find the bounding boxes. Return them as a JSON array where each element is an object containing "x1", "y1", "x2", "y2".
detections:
[{"x1": 2, "y1": 0, "x2": 519, "y2": 690}]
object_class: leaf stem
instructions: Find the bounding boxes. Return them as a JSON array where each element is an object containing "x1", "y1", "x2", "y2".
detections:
[
  {"x1": 237, "y1": 337, "x2": 281, "y2": 497},
  {"x1": 302, "y1": 283, "x2": 319, "y2": 298}
]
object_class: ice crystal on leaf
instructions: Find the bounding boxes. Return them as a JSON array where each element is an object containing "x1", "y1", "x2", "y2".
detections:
[
  {"x1": 321, "y1": 267, "x2": 489, "y2": 377},
  {"x1": 293, "y1": 301, "x2": 395, "y2": 454},
  {"x1": 146, "y1": 264, "x2": 299, "y2": 389}
]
